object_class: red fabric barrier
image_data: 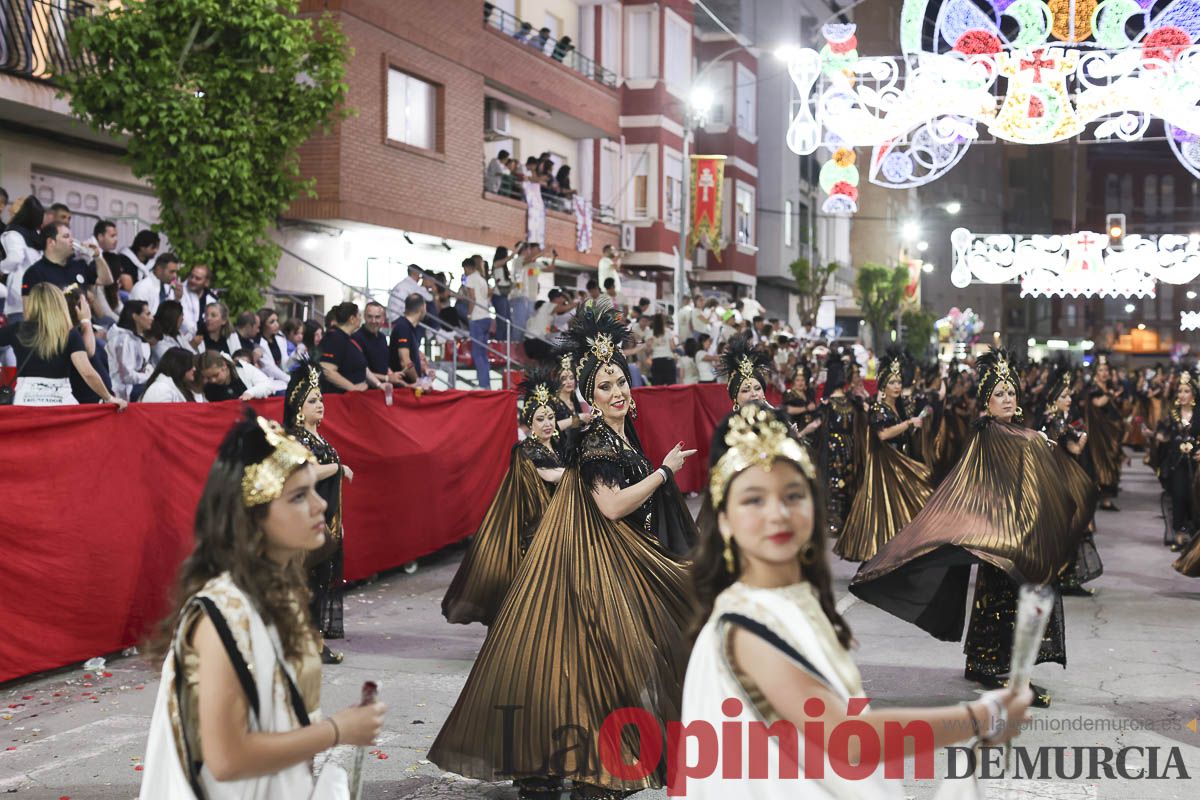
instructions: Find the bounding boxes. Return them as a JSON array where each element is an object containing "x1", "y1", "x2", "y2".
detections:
[
  {"x1": 630, "y1": 383, "x2": 733, "y2": 493},
  {"x1": 0, "y1": 390, "x2": 515, "y2": 683}
]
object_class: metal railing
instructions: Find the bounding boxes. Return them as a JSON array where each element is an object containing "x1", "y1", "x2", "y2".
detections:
[
  {"x1": 0, "y1": 0, "x2": 92, "y2": 83},
  {"x1": 483, "y1": 2, "x2": 618, "y2": 89},
  {"x1": 484, "y1": 173, "x2": 620, "y2": 227}
]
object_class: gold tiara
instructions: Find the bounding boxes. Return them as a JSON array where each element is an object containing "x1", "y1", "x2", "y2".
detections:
[
  {"x1": 709, "y1": 405, "x2": 816, "y2": 509},
  {"x1": 242, "y1": 417, "x2": 317, "y2": 507},
  {"x1": 586, "y1": 333, "x2": 616, "y2": 365},
  {"x1": 560, "y1": 353, "x2": 573, "y2": 373},
  {"x1": 288, "y1": 364, "x2": 320, "y2": 407},
  {"x1": 887, "y1": 358, "x2": 902, "y2": 381},
  {"x1": 737, "y1": 355, "x2": 756, "y2": 381},
  {"x1": 1182, "y1": 371, "x2": 1193, "y2": 385}
]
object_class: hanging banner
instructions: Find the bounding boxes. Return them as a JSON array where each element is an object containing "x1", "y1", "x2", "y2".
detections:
[
  {"x1": 689, "y1": 155, "x2": 725, "y2": 260},
  {"x1": 901, "y1": 255, "x2": 922, "y2": 312}
]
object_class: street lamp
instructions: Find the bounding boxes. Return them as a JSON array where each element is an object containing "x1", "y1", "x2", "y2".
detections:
[
  {"x1": 917, "y1": 240, "x2": 929, "y2": 252},
  {"x1": 902, "y1": 222, "x2": 920, "y2": 241}
]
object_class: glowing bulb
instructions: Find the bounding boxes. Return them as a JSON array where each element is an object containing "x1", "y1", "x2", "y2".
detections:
[
  {"x1": 901, "y1": 222, "x2": 920, "y2": 241},
  {"x1": 944, "y1": 201, "x2": 962, "y2": 215},
  {"x1": 1109, "y1": 225, "x2": 1124, "y2": 238},
  {"x1": 922, "y1": 262, "x2": 934, "y2": 273},
  {"x1": 690, "y1": 85, "x2": 715, "y2": 116},
  {"x1": 917, "y1": 241, "x2": 929, "y2": 252},
  {"x1": 1188, "y1": 290, "x2": 1197, "y2": 300},
  {"x1": 1124, "y1": 303, "x2": 1136, "y2": 313},
  {"x1": 1027, "y1": 337, "x2": 1036, "y2": 347},
  {"x1": 1137, "y1": 323, "x2": 1146, "y2": 330}
]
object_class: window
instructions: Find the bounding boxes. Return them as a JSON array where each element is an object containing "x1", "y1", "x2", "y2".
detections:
[
  {"x1": 387, "y1": 68, "x2": 437, "y2": 150},
  {"x1": 798, "y1": 202, "x2": 809, "y2": 244},
  {"x1": 704, "y1": 62, "x2": 733, "y2": 127},
  {"x1": 736, "y1": 63, "x2": 756, "y2": 137},
  {"x1": 663, "y1": 9, "x2": 691, "y2": 95},
  {"x1": 784, "y1": 200, "x2": 793, "y2": 247},
  {"x1": 1162, "y1": 175, "x2": 1175, "y2": 215},
  {"x1": 1104, "y1": 174, "x2": 1119, "y2": 210},
  {"x1": 1145, "y1": 175, "x2": 1159, "y2": 216},
  {"x1": 1120, "y1": 175, "x2": 1133, "y2": 210},
  {"x1": 664, "y1": 148, "x2": 683, "y2": 229},
  {"x1": 735, "y1": 184, "x2": 755, "y2": 246},
  {"x1": 625, "y1": 6, "x2": 658, "y2": 80},
  {"x1": 601, "y1": 5, "x2": 620, "y2": 72},
  {"x1": 626, "y1": 145, "x2": 657, "y2": 220}
]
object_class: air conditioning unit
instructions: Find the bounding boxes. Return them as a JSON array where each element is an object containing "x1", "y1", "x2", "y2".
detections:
[
  {"x1": 485, "y1": 99, "x2": 510, "y2": 138},
  {"x1": 620, "y1": 223, "x2": 636, "y2": 251}
]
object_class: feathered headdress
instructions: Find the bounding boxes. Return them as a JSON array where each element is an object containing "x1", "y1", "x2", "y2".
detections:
[
  {"x1": 876, "y1": 347, "x2": 914, "y2": 389},
  {"x1": 518, "y1": 364, "x2": 562, "y2": 429},
  {"x1": 823, "y1": 347, "x2": 853, "y2": 392},
  {"x1": 717, "y1": 333, "x2": 772, "y2": 402},
  {"x1": 1043, "y1": 361, "x2": 1073, "y2": 414},
  {"x1": 283, "y1": 359, "x2": 321, "y2": 430},
  {"x1": 976, "y1": 346, "x2": 1020, "y2": 407},
  {"x1": 560, "y1": 305, "x2": 632, "y2": 404}
]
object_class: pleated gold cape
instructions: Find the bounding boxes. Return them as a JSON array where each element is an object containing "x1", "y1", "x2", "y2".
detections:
[
  {"x1": 835, "y1": 435, "x2": 933, "y2": 562},
  {"x1": 442, "y1": 445, "x2": 553, "y2": 626},
  {"x1": 428, "y1": 468, "x2": 693, "y2": 792},
  {"x1": 850, "y1": 420, "x2": 1092, "y2": 641}
]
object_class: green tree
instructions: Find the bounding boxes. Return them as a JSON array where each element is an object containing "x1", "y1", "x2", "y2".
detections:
[
  {"x1": 61, "y1": 0, "x2": 349, "y2": 312},
  {"x1": 902, "y1": 308, "x2": 935, "y2": 361},
  {"x1": 855, "y1": 262, "x2": 907, "y2": 351},
  {"x1": 789, "y1": 256, "x2": 839, "y2": 324}
]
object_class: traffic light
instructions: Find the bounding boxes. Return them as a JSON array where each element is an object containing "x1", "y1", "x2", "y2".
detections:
[{"x1": 1107, "y1": 213, "x2": 1126, "y2": 251}]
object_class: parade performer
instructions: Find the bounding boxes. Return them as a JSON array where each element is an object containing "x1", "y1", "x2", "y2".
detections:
[
  {"x1": 851, "y1": 348, "x2": 1093, "y2": 708},
  {"x1": 719, "y1": 333, "x2": 772, "y2": 411},
  {"x1": 139, "y1": 412, "x2": 384, "y2": 798},
  {"x1": 1155, "y1": 370, "x2": 1200, "y2": 552},
  {"x1": 429, "y1": 307, "x2": 699, "y2": 799},
  {"x1": 812, "y1": 350, "x2": 864, "y2": 534},
  {"x1": 1039, "y1": 367, "x2": 1103, "y2": 595},
  {"x1": 442, "y1": 366, "x2": 565, "y2": 626},
  {"x1": 284, "y1": 361, "x2": 353, "y2": 665},
  {"x1": 1082, "y1": 353, "x2": 1126, "y2": 511},
  {"x1": 680, "y1": 403, "x2": 1031, "y2": 799},
  {"x1": 782, "y1": 363, "x2": 818, "y2": 431},
  {"x1": 835, "y1": 349, "x2": 933, "y2": 562},
  {"x1": 552, "y1": 352, "x2": 591, "y2": 458},
  {"x1": 922, "y1": 366, "x2": 973, "y2": 486}
]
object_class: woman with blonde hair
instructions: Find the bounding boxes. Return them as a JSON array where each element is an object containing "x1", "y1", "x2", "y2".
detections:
[{"x1": 0, "y1": 283, "x2": 125, "y2": 407}]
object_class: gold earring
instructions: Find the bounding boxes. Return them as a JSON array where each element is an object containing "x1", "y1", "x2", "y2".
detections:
[
  {"x1": 295, "y1": 411, "x2": 305, "y2": 425},
  {"x1": 723, "y1": 537, "x2": 736, "y2": 573}
]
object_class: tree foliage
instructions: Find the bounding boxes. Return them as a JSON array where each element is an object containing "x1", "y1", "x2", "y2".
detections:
[
  {"x1": 902, "y1": 308, "x2": 935, "y2": 361},
  {"x1": 789, "y1": 256, "x2": 839, "y2": 324},
  {"x1": 61, "y1": 0, "x2": 348, "y2": 312},
  {"x1": 855, "y1": 263, "x2": 907, "y2": 351}
]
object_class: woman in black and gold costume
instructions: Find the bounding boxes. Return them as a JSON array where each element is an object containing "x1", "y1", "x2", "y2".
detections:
[
  {"x1": 924, "y1": 366, "x2": 975, "y2": 486},
  {"x1": 813, "y1": 351, "x2": 864, "y2": 535},
  {"x1": 553, "y1": 352, "x2": 592, "y2": 458},
  {"x1": 1081, "y1": 353, "x2": 1126, "y2": 511},
  {"x1": 851, "y1": 347, "x2": 1094, "y2": 708},
  {"x1": 441, "y1": 366, "x2": 566, "y2": 626},
  {"x1": 1155, "y1": 370, "x2": 1200, "y2": 553},
  {"x1": 782, "y1": 363, "x2": 818, "y2": 431},
  {"x1": 835, "y1": 349, "x2": 933, "y2": 562},
  {"x1": 1039, "y1": 367, "x2": 1103, "y2": 596},
  {"x1": 718, "y1": 333, "x2": 771, "y2": 410},
  {"x1": 430, "y1": 307, "x2": 699, "y2": 800},
  {"x1": 284, "y1": 361, "x2": 355, "y2": 665}
]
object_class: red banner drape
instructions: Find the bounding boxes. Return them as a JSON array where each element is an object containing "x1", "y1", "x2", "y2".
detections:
[{"x1": 0, "y1": 390, "x2": 515, "y2": 683}]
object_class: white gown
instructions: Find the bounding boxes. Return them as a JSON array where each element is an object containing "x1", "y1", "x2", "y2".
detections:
[{"x1": 681, "y1": 581, "x2": 904, "y2": 800}]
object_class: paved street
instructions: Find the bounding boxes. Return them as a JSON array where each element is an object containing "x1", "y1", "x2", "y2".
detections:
[{"x1": 2, "y1": 455, "x2": 1199, "y2": 799}]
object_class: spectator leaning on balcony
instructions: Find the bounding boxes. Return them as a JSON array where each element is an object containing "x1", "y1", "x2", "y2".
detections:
[
  {"x1": 462, "y1": 257, "x2": 493, "y2": 389},
  {"x1": 531, "y1": 26, "x2": 552, "y2": 53},
  {"x1": 129, "y1": 251, "x2": 182, "y2": 314},
  {"x1": 321, "y1": 302, "x2": 385, "y2": 394},
  {"x1": 485, "y1": 149, "x2": 509, "y2": 194},
  {"x1": 140, "y1": 347, "x2": 202, "y2": 403},
  {"x1": 2, "y1": 196, "x2": 51, "y2": 329},
  {"x1": 390, "y1": 293, "x2": 428, "y2": 384},
  {"x1": 555, "y1": 164, "x2": 574, "y2": 200},
  {"x1": 0, "y1": 283, "x2": 124, "y2": 407},
  {"x1": 113, "y1": 229, "x2": 160, "y2": 291},
  {"x1": 513, "y1": 21, "x2": 533, "y2": 43},
  {"x1": 551, "y1": 36, "x2": 574, "y2": 62},
  {"x1": 387, "y1": 263, "x2": 432, "y2": 321},
  {"x1": 108, "y1": 299, "x2": 156, "y2": 401}
]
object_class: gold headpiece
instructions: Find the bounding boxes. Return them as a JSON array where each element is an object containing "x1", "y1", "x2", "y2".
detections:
[
  {"x1": 1096, "y1": 354, "x2": 1109, "y2": 366},
  {"x1": 709, "y1": 405, "x2": 816, "y2": 509},
  {"x1": 887, "y1": 358, "x2": 902, "y2": 381},
  {"x1": 532, "y1": 384, "x2": 552, "y2": 408},
  {"x1": 737, "y1": 356, "x2": 756, "y2": 381},
  {"x1": 587, "y1": 333, "x2": 616, "y2": 365},
  {"x1": 241, "y1": 417, "x2": 317, "y2": 507},
  {"x1": 288, "y1": 364, "x2": 320, "y2": 407},
  {"x1": 1181, "y1": 371, "x2": 1193, "y2": 386},
  {"x1": 560, "y1": 353, "x2": 574, "y2": 374}
]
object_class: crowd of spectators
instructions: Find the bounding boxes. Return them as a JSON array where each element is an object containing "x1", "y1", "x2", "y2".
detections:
[{"x1": 485, "y1": 149, "x2": 575, "y2": 213}]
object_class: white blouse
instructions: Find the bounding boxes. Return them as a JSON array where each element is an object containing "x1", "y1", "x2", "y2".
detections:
[
  {"x1": 0, "y1": 230, "x2": 40, "y2": 316},
  {"x1": 107, "y1": 325, "x2": 155, "y2": 401}
]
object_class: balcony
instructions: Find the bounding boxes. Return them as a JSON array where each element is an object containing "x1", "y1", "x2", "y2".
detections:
[
  {"x1": 483, "y1": 2, "x2": 617, "y2": 89},
  {"x1": 483, "y1": 167, "x2": 618, "y2": 226},
  {"x1": 0, "y1": 0, "x2": 92, "y2": 84}
]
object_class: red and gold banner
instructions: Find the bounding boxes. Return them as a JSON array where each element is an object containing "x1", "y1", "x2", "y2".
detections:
[{"x1": 689, "y1": 155, "x2": 726, "y2": 260}]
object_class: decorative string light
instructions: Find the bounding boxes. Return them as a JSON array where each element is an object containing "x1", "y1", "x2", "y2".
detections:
[
  {"x1": 782, "y1": 1, "x2": 1200, "y2": 215},
  {"x1": 951, "y1": 227, "x2": 1200, "y2": 298}
]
